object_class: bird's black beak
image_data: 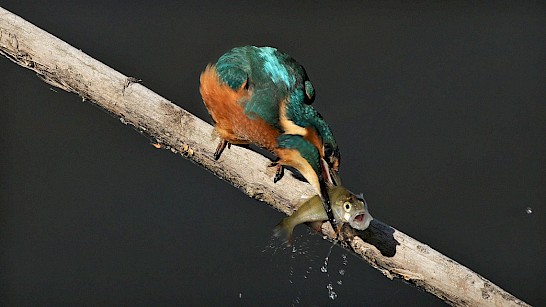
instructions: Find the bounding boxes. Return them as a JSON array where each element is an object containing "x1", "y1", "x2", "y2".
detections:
[
  {"x1": 318, "y1": 172, "x2": 337, "y2": 227},
  {"x1": 329, "y1": 168, "x2": 342, "y2": 186}
]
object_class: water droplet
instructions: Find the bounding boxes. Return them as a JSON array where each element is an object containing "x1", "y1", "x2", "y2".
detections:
[
  {"x1": 341, "y1": 254, "x2": 348, "y2": 265},
  {"x1": 339, "y1": 269, "x2": 345, "y2": 276},
  {"x1": 321, "y1": 256, "x2": 329, "y2": 273},
  {"x1": 326, "y1": 283, "x2": 337, "y2": 300},
  {"x1": 238, "y1": 292, "x2": 242, "y2": 299},
  {"x1": 337, "y1": 280, "x2": 343, "y2": 285},
  {"x1": 526, "y1": 207, "x2": 532, "y2": 214}
]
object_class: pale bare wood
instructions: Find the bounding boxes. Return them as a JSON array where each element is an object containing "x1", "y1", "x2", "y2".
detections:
[{"x1": 0, "y1": 7, "x2": 530, "y2": 306}]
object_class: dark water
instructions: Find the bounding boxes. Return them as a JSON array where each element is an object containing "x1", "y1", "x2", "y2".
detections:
[{"x1": 1, "y1": 2, "x2": 544, "y2": 305}]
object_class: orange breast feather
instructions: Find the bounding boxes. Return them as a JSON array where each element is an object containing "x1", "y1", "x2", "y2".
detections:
[{"x1": 199, "y1": 65, "x2": 280, "y2": 151}]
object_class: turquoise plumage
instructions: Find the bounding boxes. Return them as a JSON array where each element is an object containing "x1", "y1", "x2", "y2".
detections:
[
  {"x1": 215, "y1": 46, "x2": 314, "y2": 126},
  {"x1": 200, "y1": 45, "x2": 342, "y2": 224},
  {"x1": 277, "y1": 134, "x2": 321, "y2": 175},
  {"x1": 215, "y1": 46, "x2": 339, "y2": 175}
]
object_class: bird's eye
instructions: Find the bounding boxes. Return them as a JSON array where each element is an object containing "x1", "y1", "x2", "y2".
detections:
[{"x1": 343, "y1": 202, "x2": 351, "y2": 212}]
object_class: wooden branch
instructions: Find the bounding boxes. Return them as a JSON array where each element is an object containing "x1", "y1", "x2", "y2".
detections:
[{"x1": 0, "y1": 7, "x2": 530, "y2": 307}]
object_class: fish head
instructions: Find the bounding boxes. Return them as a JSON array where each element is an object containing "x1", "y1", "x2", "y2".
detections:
[{"x1": 331, "y1": 190, "x2": 373, "y2": 230}]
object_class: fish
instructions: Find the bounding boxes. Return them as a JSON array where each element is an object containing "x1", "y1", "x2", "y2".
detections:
[{"x1": 273, "y1": 186, "x2": 373, "y2": 244}]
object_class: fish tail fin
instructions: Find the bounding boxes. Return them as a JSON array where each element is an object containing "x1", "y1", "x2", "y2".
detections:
[{"x1": 273, "y1": 218, "x2": 294, "y2": 245}]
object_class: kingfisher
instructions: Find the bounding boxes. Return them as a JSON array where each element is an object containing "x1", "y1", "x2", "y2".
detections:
[{"x1": 199, "y1": 46, "x2": 341, "y2": 222}]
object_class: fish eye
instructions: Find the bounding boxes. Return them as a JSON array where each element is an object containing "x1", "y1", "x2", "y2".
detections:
[{"x1": 343, "y1": 201, "x2": 351, "y2": 212}]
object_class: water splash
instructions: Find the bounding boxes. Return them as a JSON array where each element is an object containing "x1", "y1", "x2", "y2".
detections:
[
  {"x1": 288, "y1": 265, "x2": 294, "y2": 284},
  {"x1": 320, "y1": 259, "x2": 328, "y2": 273},
  {"x1": 320, "y1": 241, "x2": 336, "y2": 274},
  {"x1": 303, "y1": 266, "x2": 312, "y2": 279},
  {"x1": 326, "y1": 283, "x2": 338, "y2": 300},
  {"x1": 265, "y1": 230, "x2": 355, "y2": 304},
  {"x1": 292, "y1": 294, "x2": 301, "y2": 306}
]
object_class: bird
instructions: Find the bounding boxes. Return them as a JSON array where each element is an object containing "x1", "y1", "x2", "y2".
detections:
[{"x1": 199, "y1": 45, "x2": 341, "y2": 221}]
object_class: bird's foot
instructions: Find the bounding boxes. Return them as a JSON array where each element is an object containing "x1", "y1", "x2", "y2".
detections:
[
  {"x1": 267, "y1": 159, "x2": 285, "y2": 183},
  {"x1": 213, "y1": 139, "x2": 230, "y2": 160},
  {"x1": 273, "y1": 164, "x2": 284, "y2": 183}
]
